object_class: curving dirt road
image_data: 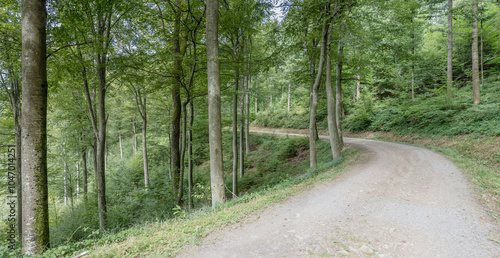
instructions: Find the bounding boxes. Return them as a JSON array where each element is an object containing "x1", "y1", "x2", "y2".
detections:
[{"x1": 179, "y1": 133, "x2": 499, "y2": 257}]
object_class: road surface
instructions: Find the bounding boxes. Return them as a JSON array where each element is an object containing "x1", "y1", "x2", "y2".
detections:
[{"x1": 179, "y1": 132, "x2": 499, "y2": 257}]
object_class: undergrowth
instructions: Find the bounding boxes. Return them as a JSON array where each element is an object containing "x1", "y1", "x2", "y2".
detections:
[{"x1": 11, "y1": 133, "x2": 352, "y2": 257}]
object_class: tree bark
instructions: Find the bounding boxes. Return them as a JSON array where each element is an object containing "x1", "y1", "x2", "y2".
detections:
[
  {"x1": 132, "y1": 118, "x2": 137, "y2": 153},
  {"x1": 64, "y1": 160, "x2": 67, "y2": 206},
  {"x1": 472, "y1": 1, "x2": 480, "y2": 105},
  {"x1": 21, "y1": 0, "x2": 49, "y2": 253},
  {"x1": 76, "y1": 161, "x2": 79, "y2": 199},
  {"x1": 82, "y1": 148, "x2": 88, "y2": 199},
  {"x1": 180, "y1": 101, "x2": 188, "y2": 197},
  {"x1": 309, "y1": 3, "x2": 329, "y2": 168},
  {"x1": 232, "y1": 68, "x2": 239, "y2": 198},
  {"x1": 356, "y1": 72, "x2": 361, "y2": 102},
  {"x1": 119, "y1": 134, "x2": 123, "y2": 160},
  {"x1": 188, "y1": 101, "x2": 194, "y2": 209},
  {"x1": 172, "y1": 0, "x2": 183, "y2": 206},
  {"x1": 325, "y1": 29, "x2": 342, "y2": 161},
  {"x1": 239, "y1": 79, "x2": 245, "y2": 178},
  {"x1": 287, "y1": 83, "x2": 291, "y2": 113},
  {"x1": 336, "y1": 31, "x2": 344, "y2": 148},
  {"x1": 480, "y1": 3, "x2": 484, "y2": 88},
  {"x1": 207, "y1": 0, "x2": 226, "y2": 207},
  {"x1": 142, "y1": 107, "x2": 149, "y2": 188},
  {"x1": 134, "y1": 88, "x2": 149, "y2": 188},
  {"x1": 447, "y1": 0, "x2": 453, "y2": 97},
  {"x1": 245, "y1": 74, "x2": 250, "y2": 155},
  {"x1": 411, "y1": 14, "x2": 415, "y2": 101}
]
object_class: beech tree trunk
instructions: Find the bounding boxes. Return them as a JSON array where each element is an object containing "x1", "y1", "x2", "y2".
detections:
[
  {"x1": 188, "y1": 101, "x2": 194, "y2": 209},
  {"x1": 480, "y1": 6, "x2": 484, "y2": 87},
  {"x1": 239, "y1": 80, "x2": 245, "y2": 178},
  {"x1": 232, "y1": 69, "x2": 239, "y2": 198},
  {"x1": 207, "y1": 0, "x2": 226, "y2": 207},
  {"x1": 356, "y1": 72, "x2": 361, "y2": 102},
  {"x1": 76, "y1": 161, "x2": 79, "y2": 199},
  {"x1": 82, "y1": 148, "x2": 87, "y2": 199},
  {"x1": 132, "y1": 118, "x2": 137, "y2": 153},
  {"x1": 472, "y1": 1, "x2": 480, "y2": 105},
  {"x1": 21, "y1": 0, "x2": 49, "y2": 253},
  {"x1": 447, "y1": 0, "x2": 453, "y2": 97},
  {"x1": 325, "y1": 29, "x2": 342, "y2": 161},
  {"x1": 142, "y1": 111, "x2": 149, "y2": 188},
  {"x1": 64, "y1": 160, "x2": 67, "y2": 206},
  {"x1": 309, "y1": 3, "x2": 329, "y2": 168},
  {"x1": 172, "y1": 0, "x2": 183, "y2": 206},
  {"x1": 133, "y1": 88, "x2": 149, "y2": 188},
  {"x1": 287, "y1": 83, "x2": 291, "y2": 113},
  {"x1": 336, "y1": 33, "x2": 344, "y2": 148},
  {"x1": 119, "y1": 134, "x2": 123, "y2": 160},
  {"x1": 245, "y1": 74, "x2": 250, "y2": 155},
  {"x1": 180, "y1": 101, "x2": 188, "y2": 197}
]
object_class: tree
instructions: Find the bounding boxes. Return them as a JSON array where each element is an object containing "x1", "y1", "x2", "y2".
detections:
[
  {"x1": 309, "y1": 2, "x2": 329, "y2": 168},
  {"x1": 447, "y1": 0, "x2": 453, "y2": 97},
  {"x1": 21, "y1": 0, "x2": 49, "y2": 253},
  {"x1": 131, "y1": 85, "x2": 149, "y2": 188},
  {"x1": 472, "y1": 0, "x2": 480, "y2": 104},
  {"x1": 207, "y1": 0, "x2": 226, "y2": 207},
  {"x1": 171, "y1": 0, "x2": 184, "y2": 206},
  {"x1": 325, "y1": 27, "x2": 342, "y2": 161}
]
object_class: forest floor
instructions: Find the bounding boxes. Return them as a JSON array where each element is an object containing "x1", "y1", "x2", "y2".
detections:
[{"x1": 178, "y1": 129, "x2": 499, "y2": 257}]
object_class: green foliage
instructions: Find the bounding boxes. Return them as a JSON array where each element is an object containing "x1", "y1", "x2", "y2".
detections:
[
  {"x1": 344, "y1": 90, "x2": 376, "y2": 132},
  {"x1": 347, "y1": 76, "x2": 500, "y2": 136}
]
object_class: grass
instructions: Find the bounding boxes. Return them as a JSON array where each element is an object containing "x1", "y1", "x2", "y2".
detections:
[{"x1": 26, "y1": 133, "x2": 356, "y2": 257}]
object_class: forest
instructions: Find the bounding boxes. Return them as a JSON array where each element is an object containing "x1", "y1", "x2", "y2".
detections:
[{"x1": 0, "y1": 0, "x2": 499, "y2": 256}]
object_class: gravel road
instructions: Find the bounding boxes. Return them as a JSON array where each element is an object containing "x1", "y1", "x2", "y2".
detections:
[{"x1": 179, "y1": 133, "x2": 499, "y2": 257}]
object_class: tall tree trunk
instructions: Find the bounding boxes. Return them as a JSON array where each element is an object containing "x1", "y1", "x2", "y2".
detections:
[
  {"x1": 472, "y1": 1, "x2": 480, "y2": 105},
  {"x1": 447, "y1": 0, "x2": 453, "y2": 97},
  {"x1": 306, "y1": 38, "x2": 319, "y2": 141},
  {"x1": 309, "y1": 3, "x2": 329, "y2": 168},
  {"x1": 245, "y1": 74, "x2": 250, "y2": 155},
  {"x1": 64, "y1": 160, "x2": 67, "y2": 206},
  {"x1": 188, "y1": 101, "x2": 194, "y2": 209},
  {"x1": 411, "y1": 14, "x2": 415, "y2": 101},
  {"x1": 76, "y1": 161, "x2": 79, "y2": 199},
  {"x1": 232, "y1": 69, "x2": 239, "y2": 198},
  {"x1": 356, "y1": 72, "x2": 361, "y2": 102},
  {"x1": 336, "y1": 32, "x2": 344, "y2": 148},
  {"x1": 207, "y1": 0, "x2": 226, "y2": 206},
  {"x1": 94, "y1": 11, "x2": 111, "y2": 230},
  {"x1": 132, "y1": 118, "x2": 137, "y2": 153},
  {"x1": 92, "y1": 140, "x2": 97, "y2": 182},
  {"x1": 179, "y1": 101, "x2": 188, "y2": 197},
  {"x1": 287, "y1": 83, "x2": 291, "y2": 113},
  {"x1": 134, "y1": 89, "x2": 149, "y2": 188},
  {"x1": 172, "y1": 0, "x2": 183, "y2": 206},
  {"x1": 325, "y1": 29, "x2": 342, "y2": 161},
  {"x1": 254, "y1": 76, "x2": 258, "y2": 113},
  {"x1": 119, "y1": 134, "x2": 123, "y2": 160},
  {"x1": 21, "y1": 0, "x2": 49, "y2": 253},
  {"x1": 239, "y1": 81, "x2": 245, "y2": 178},
  {"x1": 82, "y1": 148, "x2": 88, "y2": 199},
  {"x1": 480, "y1": 4, "x2": 484, "y2": 88},
  {"x1": 142, "y1": 110, "x2": 149, "y2": 188}
]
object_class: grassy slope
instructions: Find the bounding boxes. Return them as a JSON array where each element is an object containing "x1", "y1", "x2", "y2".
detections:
[{"x1": 29, "y1": 134, "x2": 355, "y2": 257}]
